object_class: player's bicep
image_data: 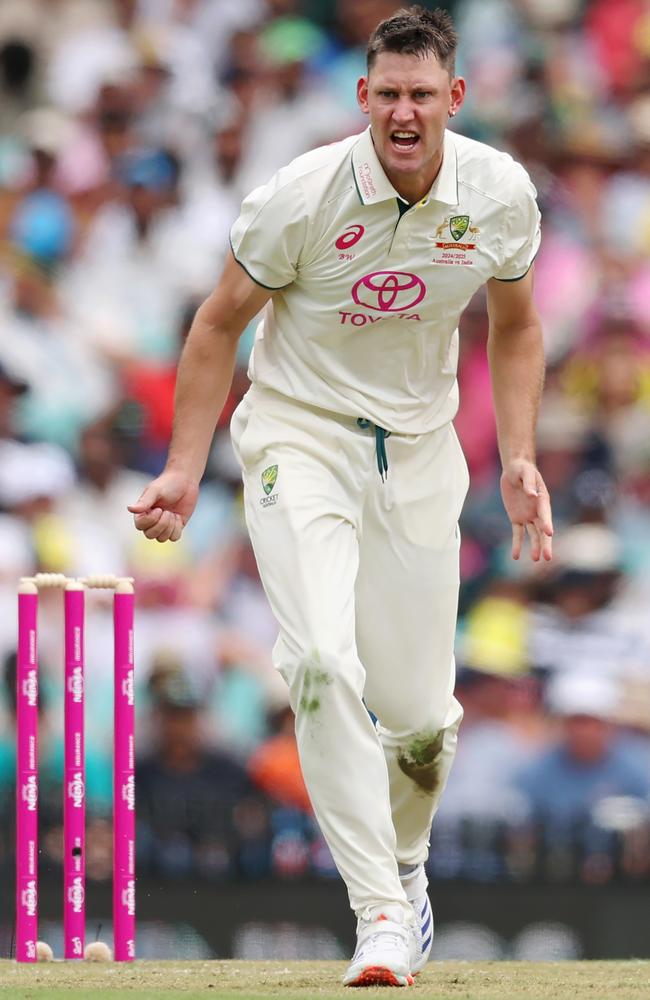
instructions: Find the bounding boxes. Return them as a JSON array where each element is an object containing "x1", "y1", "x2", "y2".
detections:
[
  {"x1": 197, "y1": 249, "x2": 274, "y2": 338},
  {"x1": 487, "y1": 268, "x2": 538, "y2": 333}
]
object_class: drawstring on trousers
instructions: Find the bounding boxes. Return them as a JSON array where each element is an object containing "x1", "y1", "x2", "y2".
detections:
[{"x1": 357, "y1": 418, "x2": 391, "y2": 481}]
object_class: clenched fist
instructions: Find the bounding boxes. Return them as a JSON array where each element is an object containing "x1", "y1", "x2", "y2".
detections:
[{"x1": 128, "y1": 471, "x2": 200, "y2": 543}]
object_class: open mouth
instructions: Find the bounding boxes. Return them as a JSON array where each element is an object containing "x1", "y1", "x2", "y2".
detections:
[{"x1": 391, "y1": 131, "x2": 419, "y2": 152}]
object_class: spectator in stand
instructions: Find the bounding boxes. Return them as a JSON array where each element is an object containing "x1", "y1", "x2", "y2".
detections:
[
  {"x1": 321, "y1": 0, "x2": 400, "y2": 117},
  {"x1": 530, "y1": 523, "x2": 650, "y2": 684},
  {"x1": 248, "y1": 703, "x2": 311, "y2": 815},
  {"x1": 562, "y1": 320, "x2": 650, "y2": 480},
  {"x1": 0, "y1": 34, "x2": 40, "y2": 134},
  {"x1": 0, "y1": 253, "x2": 116, "y2": 450},
  {"x1": 178, "y1": 107, "x2": 250, "y2": 260},
  {"x1": 515, "y1": 671, "x2": 650, "y2": 831},
  {"x1": 248, "y1": 700, "x2": 338, "y2": 880},
  {"x1": 53, "y1": 410, "x2": 149, "y2": 577},
  {"x1": 0, "y1": 359, "x2": 28, "y2": 441},
  {"x1": 440, "y1": 671, "x2": 543, "y2": 815},
  {"x1": 532, "y1": 385, "x2": 602, "y2": 528},
  {"x1": 236, "y1": 13, "x2": 354, "y2": 192},
  {"x1": 136, "y1": 665, "x2": 264, "y2": 879},
  {"x1": 43, "y1": 0, "x2": 139, "y2": 115},
  {"x1": 66, "y1": 146, "x2": 217, "y2": 367}
]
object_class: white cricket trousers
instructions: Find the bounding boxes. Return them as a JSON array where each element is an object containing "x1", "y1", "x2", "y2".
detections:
[{"x1": 231, "y1": 386, "x2": 468, "y2": 919}]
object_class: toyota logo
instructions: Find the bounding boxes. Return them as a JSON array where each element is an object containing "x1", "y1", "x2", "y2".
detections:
[{"x1": 352, "y1": 271, "x2": 426, "y2": 312}]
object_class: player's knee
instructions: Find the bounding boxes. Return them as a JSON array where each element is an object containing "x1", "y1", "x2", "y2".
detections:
[
  {"x1": 376, "y1": 701, "x2": 451, "y2": 739},
  {"x1": 287, "y1": 646, "x2": 360, "y2": 714},
  {"x1": 395, "y1": 726, "x2": 449, "y2": 795}
]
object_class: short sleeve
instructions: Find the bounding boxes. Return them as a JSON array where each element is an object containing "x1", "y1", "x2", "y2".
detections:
[
  {"x1": 493, "y1": 164, "x2": 541, "y2": 282},
  {"x1": 230, "y1": 173, "x2": 308, "y2": 290}
]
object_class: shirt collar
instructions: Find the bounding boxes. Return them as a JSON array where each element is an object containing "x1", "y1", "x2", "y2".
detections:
[{"x1": 351, "y1": 126, "x2": 458, "y2": 208}]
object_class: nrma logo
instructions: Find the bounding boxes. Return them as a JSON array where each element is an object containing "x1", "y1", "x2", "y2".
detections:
[
  {"x1": 22, "y1": 775, "x2": 38, "y2": 811},
  {"x1": 68, "y1": 876, "x2": 85, "y2": 913},
  {"x1": 21, "y1": 880, "x2": 37, "y2": 917},
  {"x1": 122, "y1": 774, "x2": 135, "y2": 811},
  {"x1": 22, "y1": 670, "x2": 38, "y2": 707},
  {"x1": 67, "y1": 666, "x2": 83, "y2": 703},
  {"x1": 122, "y1": 670, "x2": 134, "y2": 706},
  {"x1": 122, "y1": 880, "x2": 135, "y2": 916},
  {"x1": 68, "y1": 772, "x2": 84, "y2": 808}
]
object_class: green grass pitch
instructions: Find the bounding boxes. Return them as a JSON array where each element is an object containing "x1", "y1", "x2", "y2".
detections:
[{"x1": 1, "y1": 960, "x2": 649, "y2": 1000}]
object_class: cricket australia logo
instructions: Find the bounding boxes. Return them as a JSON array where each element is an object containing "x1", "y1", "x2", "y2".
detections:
[
  {"x1": 261, "y1": 465, "x2": 277, "y2": 495},
  {"x1": 260, "y1": 465, "x2": 279, "y2": 508},
  {"x1": 450, "y1": 215, "x2": 469, "y2": 241},
  {"x1": 431, "y1": 214, "x2": 480, "y2": 266},
  {"x1": 432, "y1": 215, "x2": 480, "y2": 249}
]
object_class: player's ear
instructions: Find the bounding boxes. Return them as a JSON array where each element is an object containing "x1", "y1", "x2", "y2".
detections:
[
  {"x1": 357, "y1": 77, "x2": 370, "y2": 114},
  {"x1": 449, "y1": 75, "x2": 466, "y2": 117}
]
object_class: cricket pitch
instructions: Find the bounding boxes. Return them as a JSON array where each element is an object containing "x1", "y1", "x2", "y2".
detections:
[{"x1": 1, "y1": 959, "x2": 649, "y2": 1000}]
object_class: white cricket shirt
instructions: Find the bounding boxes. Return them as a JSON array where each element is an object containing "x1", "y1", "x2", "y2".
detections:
[{"x1": 230, "y1": 126, "x2": 540, "y2": 435}]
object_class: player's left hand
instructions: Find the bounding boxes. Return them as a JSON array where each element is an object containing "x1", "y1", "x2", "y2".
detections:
[{"x1": 500, "y1": 459, "x2": 553, "y2": 562}]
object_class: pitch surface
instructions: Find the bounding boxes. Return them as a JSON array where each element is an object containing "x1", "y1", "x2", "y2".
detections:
[{"x1": 1, "y1": 960, "x2": 649, "y2": 999}]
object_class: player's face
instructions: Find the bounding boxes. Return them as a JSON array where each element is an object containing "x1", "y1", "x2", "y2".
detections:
[{"x1": 357, "y1": 51, "x2": 465, "y2": 200}]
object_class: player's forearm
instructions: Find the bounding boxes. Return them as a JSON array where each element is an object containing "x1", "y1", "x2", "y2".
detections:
[
  {"x1": 165, "y1": 305, "x2": 240, "y2": 484},
  {"x1": 487, "y1": 318, "x2": 545, "y2": 467}
]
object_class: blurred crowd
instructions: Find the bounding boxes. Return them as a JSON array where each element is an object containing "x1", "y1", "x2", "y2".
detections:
[{"x1": 1, "y1": 0, "x2": 650, "y2": 887}]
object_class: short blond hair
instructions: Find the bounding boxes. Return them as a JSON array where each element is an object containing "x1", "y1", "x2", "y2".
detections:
[{"x1": 367, "y1": 6, "x2": 458, "y2": 76}]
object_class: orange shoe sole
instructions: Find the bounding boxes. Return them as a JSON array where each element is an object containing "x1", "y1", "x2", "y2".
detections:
[{"x1": 346, "y1": 965, "x2": 414, "y2": 987}]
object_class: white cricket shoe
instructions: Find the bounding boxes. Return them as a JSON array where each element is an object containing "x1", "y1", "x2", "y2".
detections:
[
  {"x1": 399, "y1": 863, "x2": 433, "y2": 975},
  {"x1": 343, "y1": 904, "x2": 416, "y2": 987}
]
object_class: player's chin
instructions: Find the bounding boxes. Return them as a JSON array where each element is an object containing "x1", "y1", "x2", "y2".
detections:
[{"x1": 385, "y1": 150, "x2": 423, "y2": 174}]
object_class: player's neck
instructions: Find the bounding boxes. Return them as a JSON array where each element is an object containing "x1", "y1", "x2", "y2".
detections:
[{"x1": 382, "y1": 149, "x2": 444, "y2": 206}]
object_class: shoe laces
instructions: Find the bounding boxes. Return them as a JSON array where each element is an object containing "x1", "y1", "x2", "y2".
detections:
[{"x1": 355, "y1": 914, "x2": 410, "y2": 958}]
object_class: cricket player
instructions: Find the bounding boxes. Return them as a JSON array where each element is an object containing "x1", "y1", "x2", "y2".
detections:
[{"x1": 129, "y1": 6, "x2": 553, "y2": 987}]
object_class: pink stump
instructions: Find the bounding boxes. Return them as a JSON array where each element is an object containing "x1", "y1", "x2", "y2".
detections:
[
  {"x1": 113, "y1": 582, "x2": 135, "y2": 960},
  {"x1": 63, "y1": 583, "x2": 85, "y2": 958},
  {"x1": 16, "y1": 583, "x2": 39, "y2": 962}
]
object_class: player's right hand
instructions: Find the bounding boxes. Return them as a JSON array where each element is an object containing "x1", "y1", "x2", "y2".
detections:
[
  {"x1": 127, "y1": 471, "x2": 200, "y2": 543},
  {"x1": 500, "y1": 459, "x2": 553, "y2": 562}
]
